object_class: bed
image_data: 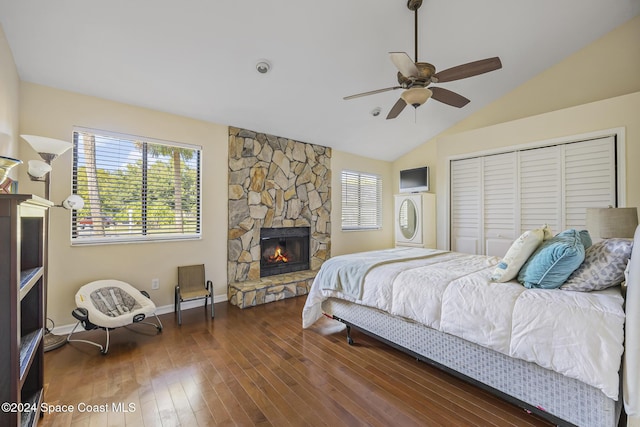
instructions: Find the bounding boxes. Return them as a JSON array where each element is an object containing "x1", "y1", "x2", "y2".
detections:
[{"x1": 302, "y1": 226, "x2": 640, "y2": 427}]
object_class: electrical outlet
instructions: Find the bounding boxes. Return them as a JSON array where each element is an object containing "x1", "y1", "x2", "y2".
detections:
[{"x1": 151, "y1": 278, "x2": 159, "y2": 290}]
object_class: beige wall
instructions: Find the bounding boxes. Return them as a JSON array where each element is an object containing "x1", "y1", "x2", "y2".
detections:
[
  {"x1": 393, "y1": 14, "x2": 640, "y2": 248},
  {"x1": 17, "y1": 82, "x2": 393, "y2": 326},
  {"x1": 448, "y1": 14, "x2": 640, "y2": 135},
  {"x1": 330, "y1": 150, "x2": 394, "y2": 256},
  {"x1": 9, "y1": 14, "x2": 639, "y2": 325},
  {"x1": 0, "y1": 24, "x2": 20, "y2": 165},
  {"x1": 435, "y1": 92, "x2": 640, "y2": 248},
  {"x1": 18, "y1": 83, "x2": 229, "y2": 325}
]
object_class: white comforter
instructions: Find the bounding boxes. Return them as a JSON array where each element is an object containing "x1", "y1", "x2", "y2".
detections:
[{"x1": 302, "y1": 249, "x2": 626, "y2": 400}]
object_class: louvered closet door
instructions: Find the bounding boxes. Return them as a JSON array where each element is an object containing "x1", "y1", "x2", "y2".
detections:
[
  {"x1": 484, "y1": 152, "x2": 518, "y2": 256},
  {"x1": 450, "y1": 135, "x2": 617, "y2": 254},
  {"x1": 450, "y1": 158, "x2": 482, "y2": 254},
  {"x1": 564, "y1": 136, "x2": 616, "y2": 229},
  {"x1": 519, "y1": 145, "x2": 563, "y2": 234}
]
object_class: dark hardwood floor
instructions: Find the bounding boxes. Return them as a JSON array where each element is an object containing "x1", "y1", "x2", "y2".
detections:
[{"x1": 41, "y1": 296, "x2": 552, "y2": 426}]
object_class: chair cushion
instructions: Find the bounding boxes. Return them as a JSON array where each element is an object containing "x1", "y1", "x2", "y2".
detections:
[
  {"x1": 89, "y1": 286, "x2": 142, "y2": 316},
  {"x1": 179, "y1": 288, "x2": 211, "y2": 301}
]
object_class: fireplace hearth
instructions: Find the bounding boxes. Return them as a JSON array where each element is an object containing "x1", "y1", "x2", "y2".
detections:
[{"x1": 260, "y1": 227, "x2": 310, "y2": 277}]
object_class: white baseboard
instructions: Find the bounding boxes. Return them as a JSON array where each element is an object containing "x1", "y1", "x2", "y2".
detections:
[{"x1": 51, "y1": 294, "x2": 228, "y2": 336}]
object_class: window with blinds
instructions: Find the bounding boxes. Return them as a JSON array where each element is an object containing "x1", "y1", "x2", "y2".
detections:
[
  {"x1": 341, "y1": 170, "x2": 382, "y2": 230},
  {"x1": 71, "y1": 128, "x2": 202, "y2": 244}
]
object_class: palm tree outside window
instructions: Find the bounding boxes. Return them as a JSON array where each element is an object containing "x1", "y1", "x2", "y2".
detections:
[{"x1": 71, "y1": 127, "x2": 201, "y2": 244}]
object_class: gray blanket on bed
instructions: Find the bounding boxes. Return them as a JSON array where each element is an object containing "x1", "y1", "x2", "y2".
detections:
[{"x1": 315, "y1": 247, "x2": 440, "y2": 299}]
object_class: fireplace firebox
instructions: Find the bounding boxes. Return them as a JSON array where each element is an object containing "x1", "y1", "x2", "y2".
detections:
[{"x1": 260, "y1": 227, "x2": 310, "y2": 277}]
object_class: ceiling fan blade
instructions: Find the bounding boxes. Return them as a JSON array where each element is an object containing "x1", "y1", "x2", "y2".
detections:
[
  {"x1": 430, "y1": 87, "x2": 470, "y2": 108},
  {"x1": 389, "y1": 52, "x2": 419, "y2": 78},
  {"x1": 343, "y1": 86, "x2": 402, "y2": 100},
  {"x1": 433, "y1": 57, "x2": 502, "y2": 83},
  {"x1": 386, "y1": 98, "x2": 407, "y2": 119}
]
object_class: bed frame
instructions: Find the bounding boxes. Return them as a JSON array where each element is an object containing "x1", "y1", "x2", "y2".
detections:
[
  {"x1": 324, "y1": 297, "x2": 622, "y2": 426},
  {"x1": 319, "y1": 225, "x2": 640, "y2": 426}
]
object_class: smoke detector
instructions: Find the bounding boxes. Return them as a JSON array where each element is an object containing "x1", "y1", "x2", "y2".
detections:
[{"x1": 256, "y1": 60, "x2": 271, "y2": 74}]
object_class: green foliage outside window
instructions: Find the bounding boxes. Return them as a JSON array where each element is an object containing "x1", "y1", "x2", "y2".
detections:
[{"x1": 72, "y1": 129, "x2": 201, "y2": 243}]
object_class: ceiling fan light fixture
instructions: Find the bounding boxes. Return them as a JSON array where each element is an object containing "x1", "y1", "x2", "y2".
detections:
[
  {"x1": 342, "y1": 0, "x2": 500, "y2": 119},
  {"x1": 401, "y1": 88, "x2": 432, "y2": 107}
]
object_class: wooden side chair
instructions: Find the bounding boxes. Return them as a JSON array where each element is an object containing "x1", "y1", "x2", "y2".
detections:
[{"x1": 174, "y1": 264, "x2": 214, "y2": 325}]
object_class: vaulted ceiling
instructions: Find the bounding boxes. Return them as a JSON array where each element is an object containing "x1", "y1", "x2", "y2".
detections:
[{"x1": 0, "y1": 1, "x2": 638, "y2": 160}]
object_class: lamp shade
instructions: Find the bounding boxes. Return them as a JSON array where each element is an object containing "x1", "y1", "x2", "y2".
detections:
[
  {"x1": 0, "y1": 156, "x2": 22, "y2": 185},
  {"x1": 586, "y1": 207, "x2": 639, "y2": 239},
  {"x1": 21, "y1": 135, "x2": 72, "y2": 157},
  {"x1": 400, "y1": 88, "x2": 432, "y2": 107},
  {"x1": 62, "y1": 194, "x2": 84, "y2": 210},
  {"x1": 28, "y1": 159, "x2": 52, "y2": 179}
]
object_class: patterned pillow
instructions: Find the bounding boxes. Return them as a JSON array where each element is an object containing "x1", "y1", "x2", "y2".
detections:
[
  {"x1": 490, "y1": 228, "x2": 545, "y2": 282},
  {"x1": 517, "y1": 229, "x2": 589, "y2": 289},
  {"x1": 561, "y1": 238, "x2": 634, "y2": 292}
]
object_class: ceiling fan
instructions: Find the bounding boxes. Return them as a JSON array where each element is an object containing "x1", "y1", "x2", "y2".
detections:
[{"x1": 344, "y1": 0, "x2": 502, "y2": 120}]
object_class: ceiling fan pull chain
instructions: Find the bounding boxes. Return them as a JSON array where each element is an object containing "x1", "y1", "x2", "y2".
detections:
[{"x1": 414, "y1": 5, "x2": 419, "y2": 63}]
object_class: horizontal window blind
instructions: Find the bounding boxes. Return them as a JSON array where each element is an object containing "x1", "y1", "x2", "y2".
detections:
[
  {"x1": 341, "y1": 170, "x2": 382, "y2": 230},
  {"x1": 72, "y1": 128, "x2": 201, "y2": 244}
]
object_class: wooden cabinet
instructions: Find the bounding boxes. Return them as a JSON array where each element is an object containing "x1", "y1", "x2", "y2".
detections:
[{"x1": 0, "y1": 195, "x2": 52, "y2": 427}]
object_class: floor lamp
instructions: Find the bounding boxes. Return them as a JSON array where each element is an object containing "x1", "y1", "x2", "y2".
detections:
[
  {"x1": 21, "y1": 135, "x2": 84, "y2": 352},
  {"x1": 0, "y1": 156, "x2": 22, "y2": 190},
  {"x1": 0, "y1": 133, "x2": 22, "y2": 192}
]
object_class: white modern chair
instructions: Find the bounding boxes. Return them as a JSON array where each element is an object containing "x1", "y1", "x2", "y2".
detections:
[{"x1": 67, "y1": 279, "x2": 163, "y2": 354}]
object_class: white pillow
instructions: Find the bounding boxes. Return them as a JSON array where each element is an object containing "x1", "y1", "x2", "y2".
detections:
[
  {"x1": 541, "y1": 224, "x2": 554, "y2": 240},
  {"x1": 490, "y1": 227, "x2": 546, "y2": 282}
]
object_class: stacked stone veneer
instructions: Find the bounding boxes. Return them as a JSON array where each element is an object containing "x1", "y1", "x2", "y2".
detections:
[{"x1": 227, "y1": 127, "x2": 331, "y2": 307}]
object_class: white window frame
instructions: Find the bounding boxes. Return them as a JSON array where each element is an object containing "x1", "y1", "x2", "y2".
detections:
[
  {"x1": 341, "y1": 169, "x2": 383, "y2": 231},
  {"x1": 71, "y1": 127, "x2": 202, "y2": 245}
]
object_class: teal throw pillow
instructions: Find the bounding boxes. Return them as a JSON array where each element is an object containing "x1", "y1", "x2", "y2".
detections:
[
  {"x1": 517, "y1": 229, "x2": 589, "y2": 289},
  {"x1": 578, "y1": 229, "x2": 592, "y2": 250}
]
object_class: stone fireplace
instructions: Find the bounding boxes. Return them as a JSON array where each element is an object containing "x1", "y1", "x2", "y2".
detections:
[{"x1": 227, "y1": 127, "x2": 331, "y2": 308}]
